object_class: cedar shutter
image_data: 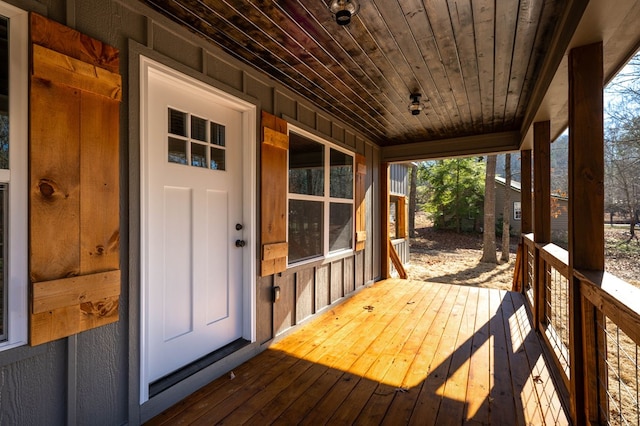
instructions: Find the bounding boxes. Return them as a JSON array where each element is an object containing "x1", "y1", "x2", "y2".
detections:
[
  {"x1": 260, "y1": 111, "x2": 288, "y2": 276},
  {"x1": 355, "y1": 154, "x2": 367, "y2": 251},
  {"x1": 29, "y1": 13, "x2": 121, "y2": 345}
]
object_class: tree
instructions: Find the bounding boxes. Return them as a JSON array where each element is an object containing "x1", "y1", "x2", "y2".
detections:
[
  {"x1": 481, "y1": 155, "x2": 498, "y2": 263},
  {"x1": 419, "y1": 158, "x2": 484, "y2": 232},
  {"x1": 409, "y1": 163, "x2": 417, "y2": 238},
  {"x1": 604, "y1": 53, "x2": 640, "y2": 241},
  {"x1": 501, "y1": 154, "x2": 511, "y2": 262}
]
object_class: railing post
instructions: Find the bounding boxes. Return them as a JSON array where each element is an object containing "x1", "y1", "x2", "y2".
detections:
[
  {"x1": 580, "y1": 283, "x2": 608, "y2": 424},
  {"x1": 568, "y1": 41, "x2": 605, "y2": 426},
  {"x1": 533, "y1": 121, "x2": 551, "y2": 330}
]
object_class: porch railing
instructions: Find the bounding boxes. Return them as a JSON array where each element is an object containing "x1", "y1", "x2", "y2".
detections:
[{"x1": 519, "y1": 233, "x2": 640, "y2": 425}]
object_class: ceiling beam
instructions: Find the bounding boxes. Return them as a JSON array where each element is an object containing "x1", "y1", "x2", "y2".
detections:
[
  {"x1": 518, "y1": 0, "x2": 589, "y2": 147},
  {"x1": 381, "y1": 131, "x2": 520, "y2": 163}
]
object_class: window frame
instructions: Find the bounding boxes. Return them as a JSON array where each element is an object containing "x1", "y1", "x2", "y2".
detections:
[
  {"x1": 513, "y1": 201, "x2": 522, "y2": 221},
  {"x1": 287, "y1": 126, "x2": 355, "y2": 266},
  {"x1": 0, "y1": 1, "x2": 28, "y2": 350}
]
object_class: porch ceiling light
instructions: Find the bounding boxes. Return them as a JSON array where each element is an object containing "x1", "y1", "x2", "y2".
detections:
[
  {"x1": 329, "y1": 0, "x2": 360, "y2": 26},
  {"x1": 409, "y1": 93, "x2": 426, "y2": 116}
]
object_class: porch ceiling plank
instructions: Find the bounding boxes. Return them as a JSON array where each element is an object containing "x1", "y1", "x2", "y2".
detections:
[
  {"x1": 503, "y1": 0, "x2": 546, "y2": 129},
  {"x1": 141, "y1": 0, "x2": 575, "y2": 149},
  {"x1": 363, "y1": 0, "x2": 445, "y2": 138},
  {"x1": 493, "y1": 0, "x2": 520, "y2": 129},
  {"x1": 447, "y1": 0, "x2": 483, "y2": 134},
  {"x1": 147, "y1": 281, "x2": 570, "y2": 425},
  {"x1": 471, "y1": 0, "x2": 496, "y2": 133},
  {"x1": 144, "y1": 0, "x2": 384, "y2": 142},
  {"x1": 422, "y1": 0, "x2": 473, "y2": 132}
]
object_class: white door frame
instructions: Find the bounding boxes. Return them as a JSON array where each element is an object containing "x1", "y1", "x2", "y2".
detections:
[{"x1": 139, "y1": 56, "x2": 256, "y2": 403}]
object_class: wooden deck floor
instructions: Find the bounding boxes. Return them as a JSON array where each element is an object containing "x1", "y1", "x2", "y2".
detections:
[{"x1": 147, "y1": 280, "x2": 569, "y2": 425}]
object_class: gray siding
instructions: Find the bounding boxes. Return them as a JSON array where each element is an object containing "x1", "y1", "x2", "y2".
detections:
[
  {"x1": 0, "y1": 0, "x2": 381, "y2": 423},
  {"x1": 495, "y1": 180, "x2": 568, "y2": 236}
]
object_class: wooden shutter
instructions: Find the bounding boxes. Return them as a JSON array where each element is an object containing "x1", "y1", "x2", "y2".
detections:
[
  {"x1": 29, "y1": 13, "x2": 121, "y2": 345},
  {"x1": 355, "y1": 154, "x2": 367, "y2": 251},
  {"x1": 397, "y1": 196, "x2": 408, "y2": 239},
  {"x1": 260, "y1": 111, "x2": 288, "y2": 276}
]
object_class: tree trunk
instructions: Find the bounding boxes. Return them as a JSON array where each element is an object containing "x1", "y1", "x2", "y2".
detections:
[
  {"x1": 409, "y1": 163, "x2": 417, "y2": 238},
  {"x1": 482, "y1": 155, "x2": 498, "y2": 263},
  {"x1": 455, "y1": 161, "x2": 461, "y2": 233},
  {"x1": 501, "y1": 154, "x2": 511, "y2": 262}
]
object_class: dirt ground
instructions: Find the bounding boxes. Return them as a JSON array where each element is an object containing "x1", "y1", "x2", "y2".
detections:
[
  {"x1": 406, "y1": 212, "x2": 516, "y2": 290},
  {"x1": 406, "y1": 212, "x2": 640, "y2": 291}
]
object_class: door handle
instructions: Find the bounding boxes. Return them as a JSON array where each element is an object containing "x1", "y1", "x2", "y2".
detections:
[{"x1": 235, "y1": 240, "x2": 246, "y2": 248}]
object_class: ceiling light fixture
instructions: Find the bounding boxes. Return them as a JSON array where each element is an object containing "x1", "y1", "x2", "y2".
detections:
[
  {"x1": 409, "y1": 93, "x2": 426, "y2": 115},
  {"x1": 329, "y1": 0, "x2": 360, "y2": 26}
]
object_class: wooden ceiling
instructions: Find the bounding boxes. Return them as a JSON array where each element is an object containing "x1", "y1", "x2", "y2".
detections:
[{"x1": 141, "y1": 0, "x2": 640, "y2": 155}]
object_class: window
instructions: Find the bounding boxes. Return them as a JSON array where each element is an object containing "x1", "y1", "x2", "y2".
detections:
[
  {"x1": 167, "y1": 108, "x2": 226, "y2": 170},
  {"x1": 0, "y1": 2, "x2": 28, "y2": 350},
  {"x1": 514, "y1": 201, "x2": 522, "y2": 220},
  {"x1": 288, "y1": 131, "x2": 353, "y2": 263},
  {"x1": 389, "y1": 195, "x2": 407, "y2": 240}
]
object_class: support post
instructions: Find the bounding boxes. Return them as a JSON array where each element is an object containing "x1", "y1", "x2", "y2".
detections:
[
  {"x1": 533, "y1": 121, "x2": 551, "y2": 331},
  {"x1": 381, "y1": 162, "x2": 390, "y2": 279},
  {"x1": 568, "y1": 41, "x2": 604, "y2": 426}
]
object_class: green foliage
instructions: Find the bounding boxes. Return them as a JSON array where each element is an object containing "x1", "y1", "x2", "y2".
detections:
[{"x1": 418, "y1": 158, "x2": 485, "y2": 232}]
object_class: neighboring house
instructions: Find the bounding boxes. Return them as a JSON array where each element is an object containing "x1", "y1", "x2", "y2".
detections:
[
  {"x1": 0, "y1": 0, "x2": 636, "y2": 425},
  {"x1": 495, "y1": 176, "x2": 568, "y2": 237}
]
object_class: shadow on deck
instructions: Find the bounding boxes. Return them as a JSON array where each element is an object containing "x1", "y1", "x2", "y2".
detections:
[{"x1": 147, "y1": 280, "x2": 569, "y2": 425}]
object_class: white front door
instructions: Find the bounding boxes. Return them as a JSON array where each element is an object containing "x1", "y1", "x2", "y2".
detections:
[{"x1": 140, "y1": 59, "x2": 253, "y2": 397}]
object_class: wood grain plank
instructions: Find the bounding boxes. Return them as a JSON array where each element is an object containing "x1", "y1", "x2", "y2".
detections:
[
  {"x1": 464, "y1": 287, "x2": 491, "y2": 423},
  {"x1": 447, "y1": 0, "x2": 483, "y2": 133},
  {"x1": 354, "y1": 284, "x2": 435, "y2": 424},
  {"x1": 31, "y1": 12, "x2": 119, "y2": 72},
  {"x1": 330, "y1": 261, "x2": 343, "y2": 303},
  {"x1": 260, "y1": 112, "x2": 288, "y2": 276},
  {"x1": 29, "y1": 78, "x2": 80, "y2": 283},
  {"x1": 144, "y1": 350, "x2": 288, "y2": 426},
  {"x1": 472, "y1": 0, "x2": 495, "y2": 131},
  {"x1": 79, "y1": 91, "x2": 120, "y2": 274},
  {"x1": 488, "y1": 290, "x2": 519, "y2": 425},
  {"x1": 493, "y1": 0, "x2": 520, "y2": 126},
  {"x1": 503, "y1": 0, "x2": 545, "y2": 128},
  {"x1": 315, "y1": 264, "x2": 330, "y2": 311},
  {"x1": 32, "y1": 45, "x2": 122, "y2": 100},
  {"x1": 408, "y1": 285, "x2": 468, "y2": 425},
  {"x1": 435, "y1": 286, "x2": 480, "y2": 425},
  {"x1": 274, "y1": 273, "x2": 294, "y2": 336},
  {"x1": 32, "y1": 270, "x2": 120, "y2": 313},
  {"x1": 295, "y1": 268, "x2": 314, "y2": 323},
  {"x1": 30, "y1": 295, "x2": 119, "y2": 346},
  {"x1": 148, "y1": 281, "x2": 570, "y2": 425},
  {"x1": 499, "y1": 291, "x2": 544, "y2": 425}
]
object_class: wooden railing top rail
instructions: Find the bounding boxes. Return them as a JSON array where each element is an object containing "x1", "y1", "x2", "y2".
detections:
[
  {"x1": 578, "y1": 270, "x2": 640, "y2": 347},
  {"x1": 540, "y1": 243, "x2": 569, "y2": 277}
]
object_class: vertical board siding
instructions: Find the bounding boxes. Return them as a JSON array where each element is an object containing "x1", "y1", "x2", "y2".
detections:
[
  {"x1": 343, "y1": 256, "x2": 355, "y2": 295},
  {"x1": 330, "y1": 261, "x2": 343, "y2": 304},
  {"x1": 315, "y1": 264, "x2": 331, "y2": 312},
  {"x1": 257, "y1": 276, "x2": 274, "y2": 344},
  {"x1": 274, "y1": 274, "x2": 295, "y2": 336},
  {"x1": 355, "y1": 252, "x2": 365, "y2": 289},
  {"x1": 295, "y1": 268, "x2": 315, "y2": 323}
]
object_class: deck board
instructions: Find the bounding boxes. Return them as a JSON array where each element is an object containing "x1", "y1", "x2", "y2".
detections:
[{"x1": 146, "y1": 280, "x2": 569, "y2": 425}]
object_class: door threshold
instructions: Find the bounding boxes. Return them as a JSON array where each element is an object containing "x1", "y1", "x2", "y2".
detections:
[{"x1": 149, "y1": 338, "x2": 250, "y2": 398}]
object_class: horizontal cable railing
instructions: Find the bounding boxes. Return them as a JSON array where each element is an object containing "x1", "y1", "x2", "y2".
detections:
[{"x1": 518, "y1": 234, "x2": 640, "y2": 425}]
